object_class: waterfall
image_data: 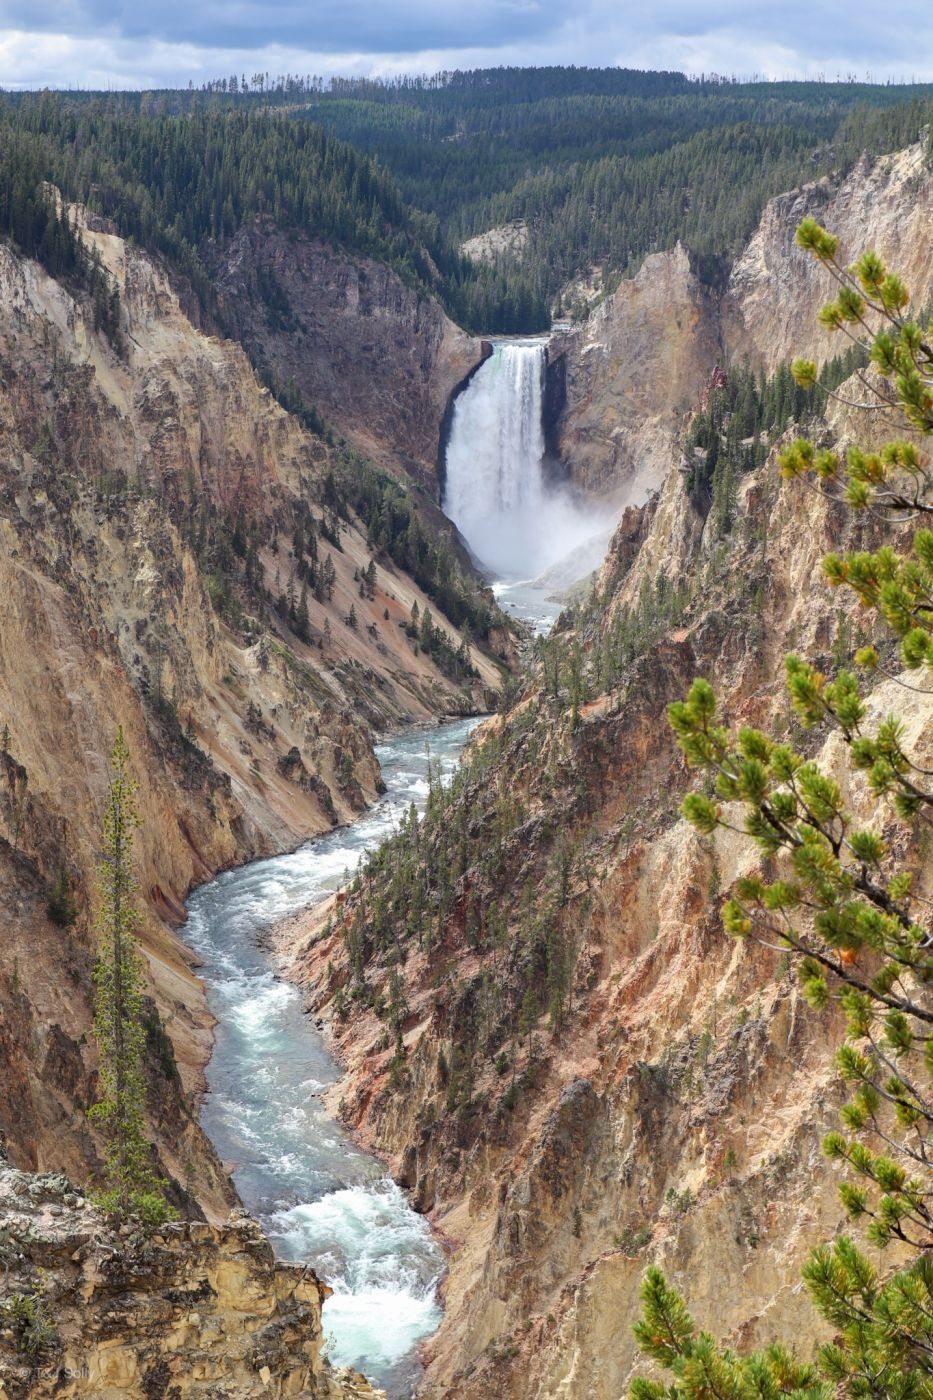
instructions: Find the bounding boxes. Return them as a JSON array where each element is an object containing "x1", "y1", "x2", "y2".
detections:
[{"x1": 443, "y1": 340, "x2": 607, "y2": 582}]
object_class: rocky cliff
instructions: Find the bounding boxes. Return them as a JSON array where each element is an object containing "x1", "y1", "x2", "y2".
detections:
[
  {"x1": 209, "y1": 226, "x2": 487, "y2": 487},
  {"x1": 549, "y1": 137, "x2": 933, "y2": 509},
  {"x1": 546, "y1": 243, "x2": 721, "y2": 502},
  {"x1": 723, "y1": 138, "x2": 933, "y2": 372},
  {"x1": 0, "y1": 208, "x2": 504, "y2": 1213},
  {"x1": 0, "y1": 1146, "x2": 383, "y2": 1400}
]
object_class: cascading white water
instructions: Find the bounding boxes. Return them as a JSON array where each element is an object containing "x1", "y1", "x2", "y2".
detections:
[
  {"x1": 443, "y1": 340, "x2": 609, "y2": 588},
  {"x1": 184, "y1": 720, "x2": 481, "y2": 1399},
  {"x1": 443, "y1": 341, "x2": 548, "y2": 579}
]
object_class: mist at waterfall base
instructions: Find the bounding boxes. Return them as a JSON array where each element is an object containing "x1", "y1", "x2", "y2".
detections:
[
  {"x1": 184, "y1": 720, "x2": 481, "y2": 1398},
  {"x1": 443, "y1": 340, "x2": 612, "y2": 592}
]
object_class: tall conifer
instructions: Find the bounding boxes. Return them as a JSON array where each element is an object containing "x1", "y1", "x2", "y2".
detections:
[{"x1": 89, "y1": 729, "x2": 173, "y2": 1224}]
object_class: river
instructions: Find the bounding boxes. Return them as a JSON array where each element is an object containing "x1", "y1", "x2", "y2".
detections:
[{"x1": 183, "y1": 717, "x2": 483, "y2": 1398}]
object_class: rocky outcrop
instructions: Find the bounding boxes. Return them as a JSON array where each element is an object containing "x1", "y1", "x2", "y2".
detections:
[
  {"x1": 549, "y1": 139, "x2": 933, "y2": 506},
  {"x1": 0, "y1": 1149, "x2": 383, "y2": 1400},
  {"x1": 460, "y1": 222, "x2": 529, "y2": 266},
  {"x1": 210, "y1": 226, "x2": 486, "y2": 484},
  {"x1": 723, "y1": 138, "x2": 933, "y2": 373},
  {"x1": 546, "y1": 244, "x2": 721, "y2": 502}
]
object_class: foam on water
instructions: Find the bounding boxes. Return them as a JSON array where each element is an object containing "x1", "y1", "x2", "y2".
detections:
[
  {"x1": 492, "y1": 577, "x2": 564, "y2": 636},
  {"x1": 185, "y1": 718, "x2": 482, "y2": 1398},
  {"x1": 325, "y1": 1290, "x2": 442, "y2": 1370}
]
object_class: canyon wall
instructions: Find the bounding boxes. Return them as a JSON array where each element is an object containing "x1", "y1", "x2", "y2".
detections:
[
  {"x1": 210, "y1": 226, "x2": 487, "y2": 486},
  {"x1": 0, "y1": 210, "x2": 502, "y2": 1212},
  {"x1": 547, "y1": 244, "x2": 721, "y2": 502},
  {"x1": 723, "y1": 138, "x2": 933, "y2": 372},
  {"x1": 549, "y1": 137, "x2": 933, "y2": 508}
]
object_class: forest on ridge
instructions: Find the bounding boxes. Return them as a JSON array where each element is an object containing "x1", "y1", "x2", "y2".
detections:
[{"x1": 2, "y1": 69, "x2": 933, "y2": 332}]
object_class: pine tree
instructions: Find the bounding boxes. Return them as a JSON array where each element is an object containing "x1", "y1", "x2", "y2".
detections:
[
  {"x1": 419, "y1": 606, "x2": 434, "y2": 653},
  {"x1": 88, "y1": 730, "x2": 174, "y2": 1226},
  {"x1": 386, "y1": 956, "x2": 408, "y2": 1053},
  {"x1": 295, "y1": 584, "x2": 311, "y2": 642},
  {"x1": 630, "y1": 1267, "x2": 829, "y2": 1400},
  {"x1": 46, "y1": 865, "x2": 77, "y2": 927},
  {"x1": 519, "y1": 985, "x2": 540, "y2": 1041},
  {"x1": 710, "y1": 450, "x2": 737, "y2": 537},
  {"x1": 321, "y1": 554, "x2": 337, "y2": 601}
]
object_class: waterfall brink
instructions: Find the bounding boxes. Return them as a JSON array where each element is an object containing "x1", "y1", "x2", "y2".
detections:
[{"x1": 443, "y1": 340, "x2": 607, "y2": 582}]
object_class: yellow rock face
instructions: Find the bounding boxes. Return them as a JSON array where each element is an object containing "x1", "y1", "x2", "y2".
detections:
[
  {"x1": 0, "y1": 1157, "x2": 384, "y2": 1400},
  {"x1": 272, "y1": 140, "x2": 933, "y2": 1396}
]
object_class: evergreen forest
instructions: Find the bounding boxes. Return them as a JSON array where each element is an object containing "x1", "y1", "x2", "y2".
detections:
[{"x1": 1, "y1": 70, "x2": 933, "y2": 333}]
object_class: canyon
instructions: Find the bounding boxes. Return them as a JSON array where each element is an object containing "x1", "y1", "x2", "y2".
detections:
[
  {"x1": 272, "y1": 136, "x2": 933, "y2": 1399},
  {"x1": 0, "y1": 203, "x2": 503, "y2": 1218},
  {"x1": 0, "y1": 122, "x2": 931, "y2": 1400}
]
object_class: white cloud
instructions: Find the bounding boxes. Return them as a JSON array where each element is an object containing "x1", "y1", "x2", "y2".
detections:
[{"x1": 1, "y1": 2, "x2": 932, "y2": 89}]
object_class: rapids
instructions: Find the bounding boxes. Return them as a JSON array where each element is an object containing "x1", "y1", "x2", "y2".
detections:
[{"x1": 185, "y1": 719, "x2": 482, "y2": 1398}]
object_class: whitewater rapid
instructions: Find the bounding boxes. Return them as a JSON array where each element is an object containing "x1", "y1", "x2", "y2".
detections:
[{"x1": 184, "y1": 719, "x2": 481, "y2": 1398}]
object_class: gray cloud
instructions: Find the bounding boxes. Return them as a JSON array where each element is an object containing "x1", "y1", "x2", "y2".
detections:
[
  {"x1": 0, "y1": 0, "x2": 931, "y2": 88},
  {"x1": 0, "y1": 0, "x2": 560, "y2": 55}
]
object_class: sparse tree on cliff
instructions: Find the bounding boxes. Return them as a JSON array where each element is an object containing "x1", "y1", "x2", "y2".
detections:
[
  {"x1": 295, "y1": 583, "x2": 311, "y2": 642},
  {"x1": 89, "y1": 729, "x2": 174, "y2": 1226},
  {"x1": 633, "y1": 228, "x2": 933, "y2": 1397},
  {"x1": 419, "y1": 606, "x2": 435, "y2": 653}
]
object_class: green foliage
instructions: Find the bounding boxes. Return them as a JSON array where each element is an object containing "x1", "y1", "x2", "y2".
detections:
[
  {"x1": 614, "y1": 1224, "x2": 652, "y2": 1256},
  {"x1": 630, "y1": 1267, "x2": 824, "y2": 1400},
  {"x1": 664, "y1": 1186, "x2": 696, "y2": 1216},
  {"x1": 1, "y1": 1291, "x2": 57, "y2": 1359},
  {"x1": 684, "y1": 350, "x2": 868, "y2": 510},
  {"x1": 579, "y1": 572, "x2": 690, "y2": 696},
  {"x1": 0, "y1": 140, "x2": 122, "y2": 346},
  {"x1": 670, "y1": 671, "x2": 932, "y2": 1250},
  {"x1": 46, "y1": 864, "x2": 78, "y2": 926},
  {"x1": 781, "y1": 231, "x2": 933, "y2": 496},
  {"x1": 88, "y1": 730, "x2": 175, "y2": 1226},
  {"x1": 0, "y1": 96, "x2": 447, "y2": 314},
  {"x1": 2, "y1": 79, "x2": 931, "y2": 336},
  {"x1": 297, "y1": 73, "x2": 933, "y2": 327},
  {"x1": 631, "y1": 1248, "x2": 933, "y2": 1400}
]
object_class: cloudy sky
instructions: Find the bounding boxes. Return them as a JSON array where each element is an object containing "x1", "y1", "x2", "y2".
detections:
[{"x1": 0, "y1": 0, "x2": 931, "y2": 90}]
